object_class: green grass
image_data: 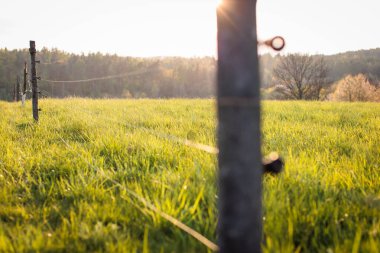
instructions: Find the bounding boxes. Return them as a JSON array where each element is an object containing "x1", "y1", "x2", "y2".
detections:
[{"x1": 0, "y1": 99, "x2": 379, "y2": 252}]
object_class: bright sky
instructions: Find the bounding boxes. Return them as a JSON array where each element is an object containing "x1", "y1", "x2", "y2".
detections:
[{"x1": 1, "y1": 0, "x2": 379, "y2": 57}]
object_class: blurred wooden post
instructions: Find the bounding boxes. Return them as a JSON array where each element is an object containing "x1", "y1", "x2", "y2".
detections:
[
  {"x1": 22, "y1": 61, "x2": 28, "y2": 106},
  {"x1": 16, "y1": 75, "x2": 20, "y2": 102},
  {"x1": 29, "y1": 41, "x2": 39, "y2": 121},
  {"x1": 217, "y1": 1, "x2": 263, "y2": 252},
  {"x1": 13, "y1": 79, "x2": 16, "y2": 101}
]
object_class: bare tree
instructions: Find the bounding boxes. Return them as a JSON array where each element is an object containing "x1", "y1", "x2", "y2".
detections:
[{"x1": 273, "y1": 54, "x2": 328, "y2": 100}]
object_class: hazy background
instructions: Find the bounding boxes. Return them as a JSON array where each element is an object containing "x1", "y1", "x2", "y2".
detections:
[
  {"x1": 1, "y1": 0, "x2": 380, "y2": 101},
  {"x1": 1, "y1": 0, "x2": 380, "y2": 56}
]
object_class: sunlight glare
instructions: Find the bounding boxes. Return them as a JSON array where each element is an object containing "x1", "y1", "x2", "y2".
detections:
[{"x1": 214, "y1": 0, "x2": 223, "y2": 8}]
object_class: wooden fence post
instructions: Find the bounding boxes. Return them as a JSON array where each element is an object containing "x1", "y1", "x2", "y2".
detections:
[
  {"x1": 22, "y1": 61, "x2": 28, "y2": 106},
  {"x1": 13, "y1": 79, "x2": 16, "y2": 102},
  {"x1": 217, "y1": 1, "x2": 263, "y2": 252},
  {"x1": 29, "y1": 41, "x2": 39, "y2": 121},
  {"x1": 16, "y1": 75, "x2": 20, "y2": 102}
]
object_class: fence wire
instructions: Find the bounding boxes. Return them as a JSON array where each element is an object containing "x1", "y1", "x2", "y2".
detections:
[
  {"x1": 24, "y1": 65, "x2": 220, "y2": 250},
  {"x1": 40, "y1": 68, "x2": 157, "y2": 84}
]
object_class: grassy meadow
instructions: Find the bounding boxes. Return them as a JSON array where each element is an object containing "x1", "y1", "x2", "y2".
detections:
[{"x1": 0, "y1": 99, "x2": 379, "y2": 252}]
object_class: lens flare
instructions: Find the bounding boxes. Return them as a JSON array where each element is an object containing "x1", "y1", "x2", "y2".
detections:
[{"x1": 214, "y1": 0, "x2": 223, "y2": 8}]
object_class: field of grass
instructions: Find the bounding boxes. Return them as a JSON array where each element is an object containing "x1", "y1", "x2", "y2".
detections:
[{"x1": 0, "y1": 99, "x2": 379, "y2": 252}]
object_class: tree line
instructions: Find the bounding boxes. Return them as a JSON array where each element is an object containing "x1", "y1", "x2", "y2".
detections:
[
  {"x1": 0, "y1": 48, "x2": 215, "y2": 101},
  {"x1": 265, "y1": 52, "x2": 380, "y2": 101},
  {"x1": 1, "y1": 47, "x2": 380, "y2": 101}
]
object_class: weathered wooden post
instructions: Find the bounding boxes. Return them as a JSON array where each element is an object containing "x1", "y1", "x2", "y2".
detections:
[
  {"x1": 29, "y1": 41, "x2": 39, "y2": 121},
  {"x1": 22, "y1": 61, "x2": 28, "y2": 106},
  {"x1": 13, "y1": 80, "x2": 16, "y2": 102},
  {"x1": 16, "y1": 75, "x2": 20, "y2": 102},
  {"x1": 217, "y1": 1, "x2": 263, "y2": 252}
]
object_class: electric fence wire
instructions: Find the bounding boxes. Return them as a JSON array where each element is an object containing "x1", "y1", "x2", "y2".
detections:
[
  {"x1": 40, "y1": 68, "x2": 157, "y2": 84},
  {"x1": 39, "y1": 90, "x2": 49, "y2": 98},
  {"x1": 50, "y1": 115, "x2": 219, "y2": 251},
  {"x1": 39, "y1": 60, "x2": 66, "y2": 65},
  {"x1": 31, "y1": 65, "x2": 220, "y2": 250},
  {"x1": 36, "y1": 62, "x2": 218, "y2": 154}
]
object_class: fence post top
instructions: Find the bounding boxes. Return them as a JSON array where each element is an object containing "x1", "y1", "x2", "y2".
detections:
[{"x1": 29, "y1": 41, "x2": 36, "y2": 53}]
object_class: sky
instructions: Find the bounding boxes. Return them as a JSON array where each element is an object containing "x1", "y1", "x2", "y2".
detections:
[{"x1": 1, "y1": 0, "x2": 380, "y2": 57}]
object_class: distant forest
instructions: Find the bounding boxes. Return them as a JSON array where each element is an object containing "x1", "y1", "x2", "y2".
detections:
[{"x1": 1, "y1": 47, "x2": 380, "y2": 101}]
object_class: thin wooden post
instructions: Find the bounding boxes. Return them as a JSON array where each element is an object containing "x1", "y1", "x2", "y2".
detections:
[
  {"x1": 29, "y1": 41, "x2": 39, "y2": 121},
  {"x1": 13, "y1": 80, "x2": 16, "y2": 102},
  {"x1": 16, "y1": 75, "x2": 20, "y2": 102},
  {"x1": 23, "y1": 61, "x2": 28, "y2": 94},
  {"x1": 217, "y1": 1, "x2": 262, "y2": 252},
  {"x1": 22, "y1": 61, "x2": 28, "y2": 106}
]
